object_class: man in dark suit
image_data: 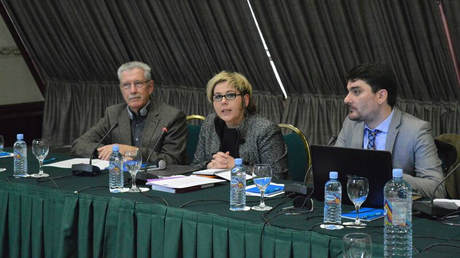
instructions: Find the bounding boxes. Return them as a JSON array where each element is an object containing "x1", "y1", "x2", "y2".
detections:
[
  {"x1": 72, "y1": 61, "x2": 187, "y2": 165},
  {"x1": 335, "y1": 63, "x2": 445, "y2": 198}
]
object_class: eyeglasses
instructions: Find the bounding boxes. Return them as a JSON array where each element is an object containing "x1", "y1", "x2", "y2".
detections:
[
  {"x1": 213, "y1": 93, "x2": 242, "y2": 102},
  {"x1": 120, "y1": 80, "x2": 150, "y2": 90}
]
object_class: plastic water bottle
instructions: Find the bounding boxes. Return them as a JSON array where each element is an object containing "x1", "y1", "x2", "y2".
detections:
[
  {"x1": 384, "y1": 168, "x2": 412, "y2": 257},
  {"x1": 13, "y1": 133, "x2": 28, "y2": 177},
  {"x1": 323, "y1": 171, "x2": 343, "y2": 229},
  {"x1": 230, "y1": 158, "x2": 248, "y2": 211},
  {"x1": 109, "y1": 145, "x2": 124, "y2": 193}
]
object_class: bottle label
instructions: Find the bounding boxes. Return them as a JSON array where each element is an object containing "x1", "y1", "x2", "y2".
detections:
[
  {"x1": 14, "y1": 150, "x2": 22, "y2": 160},
  {"x1": 325, "y1": 192, "x2": 341, "y2": 205},
  {"x1": 384, "y1": 200, "x2": 409, "y2": 226}
]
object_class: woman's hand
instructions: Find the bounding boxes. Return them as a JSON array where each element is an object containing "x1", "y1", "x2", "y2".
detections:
[{"x1": 207, "y1": 151, "x2": 235, "y2": 169}]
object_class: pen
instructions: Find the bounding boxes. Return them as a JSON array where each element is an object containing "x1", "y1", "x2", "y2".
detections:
[{"x1": 44, "y1": 157, "x2": 56, "y2": 163}]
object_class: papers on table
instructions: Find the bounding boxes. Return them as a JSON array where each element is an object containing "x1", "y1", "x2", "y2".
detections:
[
  {"x1": 245, "y1": 183, "x2": 284, "y2": 198},
  {"x1": 192, "y1": 168, "x2": 229, "y2": 175},
  {"x1": 342, "y1": 207, "x2": 384, "y2": 222},
  {"x1": 146, "y1": 175, "x2": 226, "y2": 193},
  {"x1": 0, "y1": 152, "x2": 13, "y2": 158},
  {"x1": 43, "y1": 158, "x2": 109, "y2": 170},
  {"x1": 192, "y1": 168, "x2": 254, "y2": 181},
  {"x1": 433, "y1": 199, "x2": 460, "y2": 210}
]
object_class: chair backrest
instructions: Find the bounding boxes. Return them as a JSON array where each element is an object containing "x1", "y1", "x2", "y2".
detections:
[
  {"x1": 435, "y1": 134, "x2": 460, "y2": 199},
  {"x1": 186, "y1": 115, "x2": 205, "y2": 164},
  {"x1": 278, "y1": 123, "x2": 311, "y2": 182}
]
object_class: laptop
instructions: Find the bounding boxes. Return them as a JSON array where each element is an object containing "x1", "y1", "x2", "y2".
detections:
[{"x1": 311, "y1": 145, "x2": 393, "y2": 208}]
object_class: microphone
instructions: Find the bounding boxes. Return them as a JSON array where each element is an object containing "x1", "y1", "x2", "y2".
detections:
[
  {"x1": 414, "y1": 161, "x2": 460, "y2": 217},
  {"x1": 72, "y1": 122, "x2": 119, "y2": 176},
  {"x1": 145, "y1": 127, "x2": 168, "y2": 166}
]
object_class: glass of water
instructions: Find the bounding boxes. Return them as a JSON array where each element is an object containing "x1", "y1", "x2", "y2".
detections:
[
  {"x1": 31, "y1": 139, "x2": 50, "y2": 178},
  {"x1": 344, "y1": 176, "x2": 369, "y2": 227},
  {"x1": 123, "y1": 150, "x2": 142, "y2": 192},
  {"x1": 343, "y1": 232, "x2": 372, "y2": 258},
  {"x1": 251, "y1": 164, "x2": 273, "y2": 211}
]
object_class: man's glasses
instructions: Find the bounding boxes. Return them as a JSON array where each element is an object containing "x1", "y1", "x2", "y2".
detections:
[
  {"x1": 120, "y1": 80, "x2": 150, "y2": 90},
  {"x1": 213, "y1": 93, "x2": 242, "y2": 102}
]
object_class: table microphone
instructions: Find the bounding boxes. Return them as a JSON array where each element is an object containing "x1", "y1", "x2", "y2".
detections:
[
  {"x1": 414, "y1": 161, "x2": 460, "y2": 217},
  {"x1": 144, "y1": 127, "x2": 168, "y2": 170},
  {"x1": 72, "y1": 122, "x2": 119, "y2": 176}
]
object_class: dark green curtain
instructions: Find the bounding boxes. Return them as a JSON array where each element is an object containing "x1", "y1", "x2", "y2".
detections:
[
  {"x1": 3, "y1": 0, "x2": 282, "y2": 146},
  {"x1": 2, "y1": 0, "x2": 460, "y2": 146},
  {"x1": 252, "y1": 0, "x2": 460, "y2": 143},
  {"x1": 441, "y1": 0, "x2": 460, "y2": 75}
]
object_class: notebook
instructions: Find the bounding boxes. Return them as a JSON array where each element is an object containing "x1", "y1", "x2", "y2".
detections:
[{"x1": 311, "y1": 145, "x2": 392, "y2": 208}]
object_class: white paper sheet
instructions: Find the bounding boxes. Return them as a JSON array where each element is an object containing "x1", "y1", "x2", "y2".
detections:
[
  {"x1": 149, "y1": 175, "x2": 225, "y2": 189},
  {"x1": 192, "y1": 168, "x2": 229, "y2": 175},
  {"x1": 43, "y1": 158, "x2": 109, "y2": 170}
]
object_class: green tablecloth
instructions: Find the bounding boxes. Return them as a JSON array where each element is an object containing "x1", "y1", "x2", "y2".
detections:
[{"x1": 0, "y1": 151, "x2": 459, "y2": 257}]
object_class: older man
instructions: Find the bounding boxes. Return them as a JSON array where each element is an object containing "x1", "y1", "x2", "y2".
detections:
[
  {"x1": 72, "y1": 61, "x2": 187, "y2": 165},
  {"x1": 335, "y1": 63, "x2": 445, "y2": 199}
]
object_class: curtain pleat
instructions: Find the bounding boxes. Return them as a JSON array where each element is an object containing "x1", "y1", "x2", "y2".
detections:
[{"x1": 2, "y1": 0, "x2": 459, "y2": 147}]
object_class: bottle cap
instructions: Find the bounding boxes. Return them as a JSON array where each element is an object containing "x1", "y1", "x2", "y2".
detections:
[
  {"x1": 234, "y1": 158, "x2": 243, "y2": 166},
  {"x1": 329, "y1": 171, "x2": 338, "y2": 179},
  {"x1": 392, "y1": 168, "x2": 403, "y2": 178},
  {"x1": 16, "y1": 134, "x2": 24, "y2": 140},
  {"x1": 112, "y1": 145, "x2": 119, "y2": 152}
]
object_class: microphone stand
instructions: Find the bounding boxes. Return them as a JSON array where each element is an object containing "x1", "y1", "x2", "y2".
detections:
[
  {"x1": 72, "y1": 122, "x2": 118, "y2": 176},
  {"x1": 414, "y1": 161, "x2": 460, "y2": 217}
]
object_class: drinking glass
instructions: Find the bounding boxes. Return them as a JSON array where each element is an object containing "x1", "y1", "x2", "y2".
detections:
[
  {"x1": 31, "y1": 139, "x2": 50, "y2": 178},
  {"x1": 123, "y1": 150, "x2": 142, "y2": 192},
  {"x1": 343, "y1": 232, "x2": 372, "y2": 258},
  {"x1": 344, "y1": 176, "x2": 369, "y2": 227},
  {"x1": 0, "y1": 135, "x2": 5, "y2": 172},
  {"x1": 251, "y1": 164, "x2": 273, "y2": 211}
]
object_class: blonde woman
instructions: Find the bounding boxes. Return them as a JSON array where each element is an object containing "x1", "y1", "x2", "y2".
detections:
[{"x1": 193, "y1": 71, "x2": 287, "y2": 179}]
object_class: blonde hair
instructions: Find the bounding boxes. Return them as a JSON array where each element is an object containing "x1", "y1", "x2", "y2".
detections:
[{"x1": 206, "y1": 71, "x2": 256, "y2": 114}]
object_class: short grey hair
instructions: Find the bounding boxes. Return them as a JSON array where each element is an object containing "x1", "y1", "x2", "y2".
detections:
[{"x1": 117, "y1": 61, "x2": 152, "y2": 81}]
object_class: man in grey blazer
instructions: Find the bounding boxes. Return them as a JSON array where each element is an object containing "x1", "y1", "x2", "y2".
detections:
[
  {"x1": 335, "y1": 63, "x2": 445, "y2": 199},
  {"x1": 72, "y1": 61, "x2": 187, "y2": 165}
]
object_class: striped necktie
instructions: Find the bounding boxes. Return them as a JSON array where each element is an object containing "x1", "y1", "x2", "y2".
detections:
[{"x1": 366, "y1": 128, "x2": 381, "y2": 150}]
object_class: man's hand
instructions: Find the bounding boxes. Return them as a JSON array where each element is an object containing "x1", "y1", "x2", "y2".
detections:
[
  {"x1": 97, "y1": 144, "x2": 138, "y2": 160},
  {"x1": 206, "y1": 151, "x2": 235, "y2": 169}
]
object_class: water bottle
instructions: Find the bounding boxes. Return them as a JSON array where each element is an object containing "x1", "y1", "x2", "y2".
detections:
[
  {"x1": 384, "y1": 168, "x2": 412, "y2": 257},
  {"x1": 323, "y1": 171, "x2": 343, "y2": 229},
  {"x1": 229, "y1": 158, "x2": 248, "y2": 211},
  {"x1": 109, "y1": 145, "x2": 124, "y2": 193},
  {"x1": 13, "y1": 133, "x2": 28, "y2": 178}
]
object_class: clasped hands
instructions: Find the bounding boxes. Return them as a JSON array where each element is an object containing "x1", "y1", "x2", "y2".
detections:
[
  {"x1": 207, "y1": 151, "x2": 235, "y2": 169},
  {"x1": 97, "y1": 144, "x2": 138, "y2": 160}
]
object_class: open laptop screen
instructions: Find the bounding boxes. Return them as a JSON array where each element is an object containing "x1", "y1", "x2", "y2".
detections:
[{"x1": 311, "y1": 145, "x2": 392, "y2": 208}]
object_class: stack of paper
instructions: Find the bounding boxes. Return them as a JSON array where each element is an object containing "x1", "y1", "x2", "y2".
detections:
[
  {"x1": 146, "y1": 175, "x2": 225, "y2": 193},
  {"x1": 192, "y1": 168, "x2": 254, "y2": 181}
]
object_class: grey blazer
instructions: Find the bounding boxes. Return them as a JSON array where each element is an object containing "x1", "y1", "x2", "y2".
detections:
[
  {"x1": 335, "y1": 107, "x2": 445, "y2": 198},
  {"x1": 71, "y1": 101, "x2": 187, "y2": 165},
  {"x1": 192, "y1": 113, "x2": 288, "y2": 179}
]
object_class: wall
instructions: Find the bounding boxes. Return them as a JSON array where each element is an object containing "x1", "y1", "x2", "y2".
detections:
[{"x1": 0, "y1": 17, "x2": 44, "y2": 146}]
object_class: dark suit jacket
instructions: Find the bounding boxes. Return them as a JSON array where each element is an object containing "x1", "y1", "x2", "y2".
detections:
[
  {"x1": 192, "y1": 113, "x2": 288, "y2": 179},
  {"x1": 71, "y1": 101, "x2": 187, "y2": 165},
  {"x1": 335, "y1": 107, "x2": 445, "y2": 198}
]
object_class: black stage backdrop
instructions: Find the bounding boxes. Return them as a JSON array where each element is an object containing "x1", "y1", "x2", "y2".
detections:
[{"x1": 2, "y1": 0, "x2": 459, "y2": 146}]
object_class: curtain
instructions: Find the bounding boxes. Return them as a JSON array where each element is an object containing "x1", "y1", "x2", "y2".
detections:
[
  {"x1": 2, "y1": 0, "x2": 460, "y2": 146},
  {"x1": 4, "y1": 0, "x2": 281, "y2": 145},
  {"x1": 251, "y1": 0, "x2": 460, "y2": 143}
]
